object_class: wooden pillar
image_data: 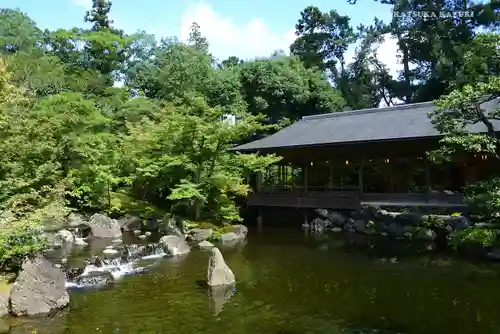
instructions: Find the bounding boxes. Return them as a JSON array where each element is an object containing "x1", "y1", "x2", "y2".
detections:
[
  {"x1": 340, "y1": 166, "x2": 344, "y2": 191},
  {"x1": 390, "y1": 162, "x2": 395, "y2": 192},
  {"x1": 304, "y1": 163, "x2": 309, "y2": 193},
  {"x1": 329, "y1": 161, "x2": 333, "y2": 190},
  {"x1": 257, "y1": 207, "x2": 263, "y2": 230},
  {"x1": 425, "y1": 158, "x2": 431, "y2": 202},
  {"x1": 358, "y1": 159, "x2": 364, "y2": 194}
]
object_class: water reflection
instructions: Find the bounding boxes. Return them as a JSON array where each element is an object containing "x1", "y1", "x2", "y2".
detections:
[{"x1": 11, "y1": 227, "x2": 500, "y2": 333}]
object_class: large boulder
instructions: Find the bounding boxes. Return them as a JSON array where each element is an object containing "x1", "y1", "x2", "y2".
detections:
[
  {"x1": 230, "y1": 224, "x2": 248, "y2": 238},
  {"x1": 10, "y1": 255, "x2": 69, "y2": 316},
  {"x1": 220, "y1": 232, "x2": 241, "y2": 244},
  {"x1": 159, "y1": 235, "x2": 190, "y2": 256},
  {"x1": 190, "y1": 228, "x2": 213, "y2": 242},
  {"x1": 415, "y1": 228, "x2": 437, "y2": 241},
  {"x1": 207, "y1": 247, "x2": 235, "y2": 286},
  {"x1": 118, "y1": 215, "x2": 142, "y2": 232},
  {"x1": 66, "y1": 213, "x2": 87, "y2": 228},
  {"x1": 352, "y1": 220, "x2": 366, "y2": 234},
  {"x1": 87, "y1": 213, "x2": 122, "y2": 239},
  {"x1": 310, "y1": 218, "x2": 327, "y2": 232},
  {"x1": 57, "y1": 229, "x2": 75, "y2": 243}
]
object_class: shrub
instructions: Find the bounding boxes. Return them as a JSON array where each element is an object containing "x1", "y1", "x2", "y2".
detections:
[
  {"x1": 448, "y1": 227, "x2": 499, "y2": 250},
  {"x1": 0, "y1": 222, "x2": 47, "y2": 272}
]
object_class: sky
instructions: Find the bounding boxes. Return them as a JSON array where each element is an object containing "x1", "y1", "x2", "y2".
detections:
[{"x1": 1, "y1": 0, "x2": 401, "y2": 76}]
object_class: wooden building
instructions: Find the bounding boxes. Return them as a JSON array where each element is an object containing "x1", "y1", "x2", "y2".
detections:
[{"x1": 230, "y1": 100, "x2": 500, "y2": 210}]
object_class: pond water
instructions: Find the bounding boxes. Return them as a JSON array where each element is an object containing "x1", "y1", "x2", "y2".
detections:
[{"x1": 8, "y1": 227, "x2": 500, "y2": 334}]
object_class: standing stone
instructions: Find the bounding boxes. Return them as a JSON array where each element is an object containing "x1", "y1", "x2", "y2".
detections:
[
  {"x1": 159, "y1": 235, "x2": 190, "y2": 256},
  {"x1": 207, "y1": 247, "x2": 235, "y2": 286},
  {"x1": 87, "y1": 213, "x2": 122, "y2": 239},
  {"x1": 10, "y1": 255, "x2": 69, "y2": 316}
]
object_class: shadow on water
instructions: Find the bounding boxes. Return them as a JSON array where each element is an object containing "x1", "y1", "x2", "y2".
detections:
[{"x1": 8, "y1": 225, "x2": 500, "y2": 334}]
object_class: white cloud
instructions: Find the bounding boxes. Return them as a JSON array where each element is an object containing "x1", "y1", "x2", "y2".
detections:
[
  {"x1": 179, "y1": 1, "x2": 296, "y2": 61},
  {"x1": 344, "y1": 34, "x2": 401, "y2": 79}
]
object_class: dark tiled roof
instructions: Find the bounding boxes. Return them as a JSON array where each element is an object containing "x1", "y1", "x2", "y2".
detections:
[{"x1": 231, "y1": 99, "x2": 500, "y2": 152}]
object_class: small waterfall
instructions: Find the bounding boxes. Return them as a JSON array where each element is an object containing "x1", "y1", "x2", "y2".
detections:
[{"x1": 65, "y1": 242, "x2": 167, "y2": 289}]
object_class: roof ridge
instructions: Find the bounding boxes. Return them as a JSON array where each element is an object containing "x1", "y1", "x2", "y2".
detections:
[{"x1": 301, "y1": 101, "x2": 436, "y2": 121}]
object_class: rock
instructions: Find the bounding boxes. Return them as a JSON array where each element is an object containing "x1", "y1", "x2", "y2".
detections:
[
  {"x1": 220, "y1": 232, "x2": 242, "y2": 243},
  {"x1": 190, "y1": 228, "x2": 213, "y2": 242},
  {"x1": 352, "y1": 220, "x2": 366, "y2": 234},
  {"x1": 230, "y1": 224, "x2": 248, "y2": 238},
  {"x1": 74, "y1": 238, "x2": 88, "y2": 246},
  {"x1": 145, "y1": 231, "x2": 152, "y2": 237},
  {"x1": 66, "y1": 212, "x2": 87, "y2": 228},
  {"x1": 416, "y1": 228, "x2": 437, "y2": 240},
  {"x1": 87, "y1": 213, "x2": 122, "y2": 239},
  {"x1": 394, "y1": 213, "x2": 422, "y2": 226},
  {"x1": 331, "y1": 227, "x2": 342, "y2": 233},
  {"x1": 310, "y1": 218, "x2": 326, "y2": 232},
  {"x1": 487, "y1": 248, "x2": 500, "y2": 261},
  {"x1": 343, "y1": 222, "x2": 355, "y2": 233},
  {"x1": 103, "y1": 248, "x2": 119, "y2": 255},
  {"x1": 118, "y1": 215, "x2": 142, "y2": 232},
  {"x1": 198, "y1": 240, "x2": 215, "y2": 249},
  {"x1": 159, "y1": 235, "x2": 190, "y2": 256},
  {"x1": 43, "y1": 232, "x2": 63, "y2": 248},
  {"x1": 133, "y1": 229, "x2": 141, "y2": 235},
  {"x1": 314, "y1": 208, "x2": 329, "y2": 219},
  {"x1": 57, "y1": 229, "x2": 75, "y2": 243},
  {"x1": 327, "y1": 212, "x2": 346, "y2": 227},
  {"x1": 387, "y1": 222, "x2": 405, "y2": 238},
  {"x1": 450, "y1": 216, "x2": 472, "y2": 231},
  {"x1": 144, "y1": 214, "x2": 160, "y2": 231},
  {"x1": 10, "y1": 255, "x2": 69, "y2": 316},
  {"x1": 137, "y1": 234, "x2": 147, "y2": 240},
  {"x1": 112, "y1": 238, "x2": 123, "y2": 244},
  {"x1": 207, "y1": 247, "x2": 235, "y2": 286}
]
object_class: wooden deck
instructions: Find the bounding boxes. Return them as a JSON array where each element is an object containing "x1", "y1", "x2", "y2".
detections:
[{"x1": 247, "y1": 191, "x2": 465, "y2": 210}]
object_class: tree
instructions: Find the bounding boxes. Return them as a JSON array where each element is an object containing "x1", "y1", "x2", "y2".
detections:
[
  {"x1": 122, "y1": 95, "x2": 281, "y2": 221},
  {"x1": 429, "y1": 34, "x2": 500, "y2": 227},
  {"x1": 0, "y1": 9, "x2": 42, "y2": 54},
  {"x1": 239, "y1": 55, "x2": 345, "y2": 124}
]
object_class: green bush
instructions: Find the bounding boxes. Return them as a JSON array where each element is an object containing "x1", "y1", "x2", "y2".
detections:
[
  {"x1": 464, "y1": 177, "x2": 500, "y2": 223},
  {"x1": 0, "y1": 223, "x2": 47, "y2": 272},
  {"x1": 449, "y1": 227, "x2": 499, "y2": 250}
]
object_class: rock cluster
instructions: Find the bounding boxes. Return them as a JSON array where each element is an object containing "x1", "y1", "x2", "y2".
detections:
[{"x1": 307, "y1": 206, "x2": 473, "y2": 242}]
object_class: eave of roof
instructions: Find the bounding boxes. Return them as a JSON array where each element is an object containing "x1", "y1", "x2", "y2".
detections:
[{"x1": 230, "y1": 99, "x2": 500, "y2": 152}]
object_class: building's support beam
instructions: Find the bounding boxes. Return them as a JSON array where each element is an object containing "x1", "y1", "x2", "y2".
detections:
[
  {"x1": 257, "y1": 207, "x2": 263, "y2": 230},
  {"x1": 358, "y1": 159, "x2": 364, "y2": 194},
  {"x1": 329, "y1": 161, "x2": 333, "y2": 190},
  {"x1": 304, "y1": 163, "x2": 309, "y2": 193},
  {"x1": 425, "y1": 158, "x2": 431, "y2": 202}
]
